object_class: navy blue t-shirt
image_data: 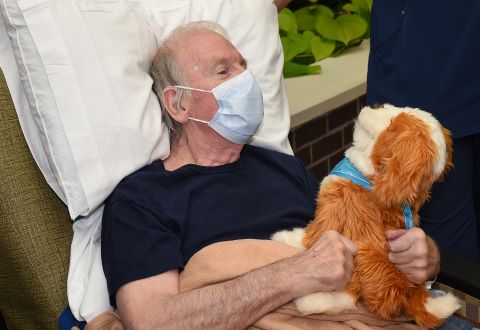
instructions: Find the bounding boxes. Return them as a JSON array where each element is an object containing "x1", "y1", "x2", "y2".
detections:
[
  {"x1": 101, "y1": 145, "x2": 319, "y2": 306},
  {"x1": 367, "y1": 0, "x2": 480, "y2": 138}
]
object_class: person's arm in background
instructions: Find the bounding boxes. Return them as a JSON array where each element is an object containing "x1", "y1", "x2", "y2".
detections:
[
  {"x1": 274, "y1": 0, "x2": 293, "y2": 11},
  {"x1": 387, "y1": 228, "x2": 440, "y2": 284},
  {"x1": 117, "y1": 230, "x2": 357, "y2": 330}
]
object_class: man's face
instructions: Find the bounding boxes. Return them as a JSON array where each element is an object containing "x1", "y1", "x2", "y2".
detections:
[{"x1": 177, "y1": 30, "x2": 247, "y2": 122}]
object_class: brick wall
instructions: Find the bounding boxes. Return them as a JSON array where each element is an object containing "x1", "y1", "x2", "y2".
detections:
[{"x1": 289, "y1": 95, "x2": 366, "y2": 180}]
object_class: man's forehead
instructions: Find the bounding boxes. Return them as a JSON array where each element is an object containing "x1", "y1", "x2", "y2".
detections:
[
  {"x1": 179, "y1": 30, "x2": 242, "y2": 71},
  {"x1": 193, "y1": 51, "x2": 243, "y2": 68},
  {"x1": 177, "y1": 29, "x2": 229, "y2": 52}
]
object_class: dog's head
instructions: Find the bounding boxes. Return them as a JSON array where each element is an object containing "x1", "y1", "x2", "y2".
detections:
[{"x1": 345, "y1": 104, "x2": 453, "y2": 210}]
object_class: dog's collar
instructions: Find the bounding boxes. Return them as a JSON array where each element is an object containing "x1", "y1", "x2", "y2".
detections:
[{"x1": 330, "y1": 157, "x2": 415, "y2": 229}]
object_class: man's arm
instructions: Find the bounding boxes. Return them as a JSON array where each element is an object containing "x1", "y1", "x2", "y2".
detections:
[
  {"x1": 116, "y1": 230, "x2": 357, "y2": 330},
  {"x1": 387, "y1": 228, "x2": 440, "y2": 284}
]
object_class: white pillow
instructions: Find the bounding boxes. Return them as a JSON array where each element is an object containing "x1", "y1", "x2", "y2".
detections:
[
  {"x1": 1, "y1": 0, "x2": 292, "y2": 220},
  {"x1": 1, "y1": 12, "x2": 66, "y2": 201},
  {"x1": 1, "y1": 0, "x2": 170, "y2": 219}
]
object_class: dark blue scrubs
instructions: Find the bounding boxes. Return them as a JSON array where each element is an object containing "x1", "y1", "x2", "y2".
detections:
[{"x1": 367, "y1": 0, "x2": 480, "y2": 260}]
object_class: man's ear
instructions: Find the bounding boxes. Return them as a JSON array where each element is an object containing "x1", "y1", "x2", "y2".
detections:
[{"x1": 162, "y1": 86, "x2": 190, "y2": 124}]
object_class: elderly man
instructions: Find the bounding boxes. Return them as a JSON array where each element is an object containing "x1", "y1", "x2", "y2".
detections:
[{"x1": 101, "y1": 22, "x2": 440, "y2": 329}]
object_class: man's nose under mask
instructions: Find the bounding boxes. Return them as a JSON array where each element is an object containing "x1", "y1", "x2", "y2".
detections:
[{"x1": 174, "y1": 69, "x2": 264, "y2": 145}]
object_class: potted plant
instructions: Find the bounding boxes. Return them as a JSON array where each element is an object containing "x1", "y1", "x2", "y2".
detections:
[{"x1": 280, "y1": 0, "x2": 372, "y2": 77}]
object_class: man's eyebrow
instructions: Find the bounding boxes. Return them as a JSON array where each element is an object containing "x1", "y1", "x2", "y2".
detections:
[
  {"x1": 205, "y1": 56, "x2": 229, "y2": 72},
  {"x1": 207, "y1": 55, "x2": 248, "y2": 70}
]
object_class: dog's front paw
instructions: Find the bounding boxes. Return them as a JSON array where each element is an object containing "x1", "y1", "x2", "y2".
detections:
[
  {"x1": 295, "y1": 292, "x2": 356, "y2": 315},
  {"x1": 271, "y1": 228, "x2": 306, "y2": 249}
]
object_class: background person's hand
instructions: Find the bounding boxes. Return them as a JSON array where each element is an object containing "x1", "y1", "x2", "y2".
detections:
[
  {"x1": 386, "y1": 228, "x2": 440, "y2": 284},
  {"x1": 285, "y1": 230, "x2": 358, "y2": 297},
  {"x1": 274, "y1": 0, "x2": 293, "y2": 11}
]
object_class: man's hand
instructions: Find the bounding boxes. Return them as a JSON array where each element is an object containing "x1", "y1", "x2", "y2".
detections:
[
  {"x1": 286, "y1": 230, "x2": 358, "y2": 297},
  {"x1": 117, "y1": 231, "x2": 357, "y2": 329},
  {"x1": 386, "y1": 228, "x2": 440, "y2": 284}
]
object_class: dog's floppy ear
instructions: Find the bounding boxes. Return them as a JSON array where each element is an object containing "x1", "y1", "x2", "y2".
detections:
[
  {"x1": 370, "y1": 113, "x2": 438, "y2": 209},
  {"x1": 438, "y1": 126, "x2": 454, "y2": 182}
]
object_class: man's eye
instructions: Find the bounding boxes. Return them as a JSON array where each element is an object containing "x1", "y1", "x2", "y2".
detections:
[{"x1": 217, "y1": 68, "x2": 228, "y2": 75}]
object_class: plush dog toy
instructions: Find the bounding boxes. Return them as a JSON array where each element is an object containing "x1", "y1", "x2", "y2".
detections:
[{"x1": 273, "y1": 104, "x2": 460, "y2": 328}]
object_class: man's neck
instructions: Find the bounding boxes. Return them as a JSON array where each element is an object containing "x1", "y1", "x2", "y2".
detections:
[{"x1": 164, "y1": 135, "x2": 243, "y2": 171}]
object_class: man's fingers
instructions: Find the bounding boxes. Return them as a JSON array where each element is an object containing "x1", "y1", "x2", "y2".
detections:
[
  {"x1": 389, "y1": 251, "x2": 414, "y2": 265},
  {"x1": 387, "y1": 230, "x2": 413, "y2": 253},
  {"x1": 386, "y1": 229, "x2": 407, "y2": 241},
  {"x1": 386, "y1": 228, "x2": 437, "y2": 284},
  {"x1": 315, "y1": 230, "x2": 358, "y2": 256},
  {"x1": 339, "y1": 235, "x2": 358, "y2": 256}
]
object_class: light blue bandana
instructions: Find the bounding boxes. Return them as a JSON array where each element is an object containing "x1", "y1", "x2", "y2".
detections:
[{"x1": 330, "y1": 157, "x2": 415, "y2": 229}]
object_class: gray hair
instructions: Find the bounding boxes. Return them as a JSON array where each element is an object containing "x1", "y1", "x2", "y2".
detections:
[{"x1": 151, "y1": 21, "x2": 230, "y2": 148}]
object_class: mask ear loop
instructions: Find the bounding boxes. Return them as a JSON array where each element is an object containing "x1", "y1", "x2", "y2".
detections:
[
  {"x1": 174, "y1": 86, "x2": 215, "y2": 124},
  {"x1": 189, "y1": 117, "x2": 210, "y2": 124},
  {"x1": 174, "y1": 85, "x2": 211, "y2": 93}
]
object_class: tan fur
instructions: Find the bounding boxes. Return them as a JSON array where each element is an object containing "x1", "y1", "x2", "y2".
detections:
[
  {"x1": 439, "y1": 127, "x2": 454, "y2": 181},
  {"x1": 301, "y1": 108, "x2": 455, "y2": 328}
]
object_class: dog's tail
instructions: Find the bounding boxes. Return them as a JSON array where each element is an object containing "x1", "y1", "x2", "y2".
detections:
[{"x1": 406, "y1": 286, "x2": 460, "y2": 328}]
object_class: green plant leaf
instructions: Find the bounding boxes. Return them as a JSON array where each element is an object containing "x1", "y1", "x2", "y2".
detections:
[
  {"x1": 283, "y1": 61, "x2": 321, "y2": 78},
  {"x1": 356, "y1": 9, "x2": 371, "y2": 39},
  {"x1": 294, "y1": 5, "x2": 334, "y2": 32},
  {"x1": 279, "y1": 8, "x2": 298, "y2": 35},
  {"x1": 356, "y1": 0, "x2": 372, "y2": 12},
  {"x1": 310, "y1": 36, "x2": 336, "y2": 61},
  {"x1": 301, "y1": 31, "x2": 316, "y2": 54},
  {"x1": 291, "y1": 54, "x2": 316, "y2": 65},
  {"x1": 281, "y1": 34, "x2": 309, "y2": 61},
  {"x1": 331, "y1": 42, "x2": 348, "y2": 57},
  {"x1": 366, "y1": 0, "x2": 373, "y2": 11},
  {"x1": 342, "y1": 3, "x2": 371, "y2": 39},
  {"x1": 277, "y1": 0, "x2": 370, "y2": 78},
  {"x1": 315, "y1": 14, "x2": 368, "y2": 45},
  {"x1": 343, "y1": 0, "x2": 372, "y2": 13},
  {"x1": 343, "y1": 4, "x2": 357, "y2": 12}
]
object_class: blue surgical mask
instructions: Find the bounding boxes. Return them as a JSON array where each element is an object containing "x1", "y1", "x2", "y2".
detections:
[{"x1": 175, "y1": 69, "x2": 264, "y2": 144}]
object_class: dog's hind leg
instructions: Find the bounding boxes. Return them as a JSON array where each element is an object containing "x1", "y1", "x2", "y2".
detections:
[
  {"x1": 406, "y1": 286, "x2": 460, "y2": 328},
  {"x1": 294, "y1": 272, "x2": 360, "y2": 315},
  {"x1": 356, "y1": 243, "x2": 460, "y2": 327}
]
